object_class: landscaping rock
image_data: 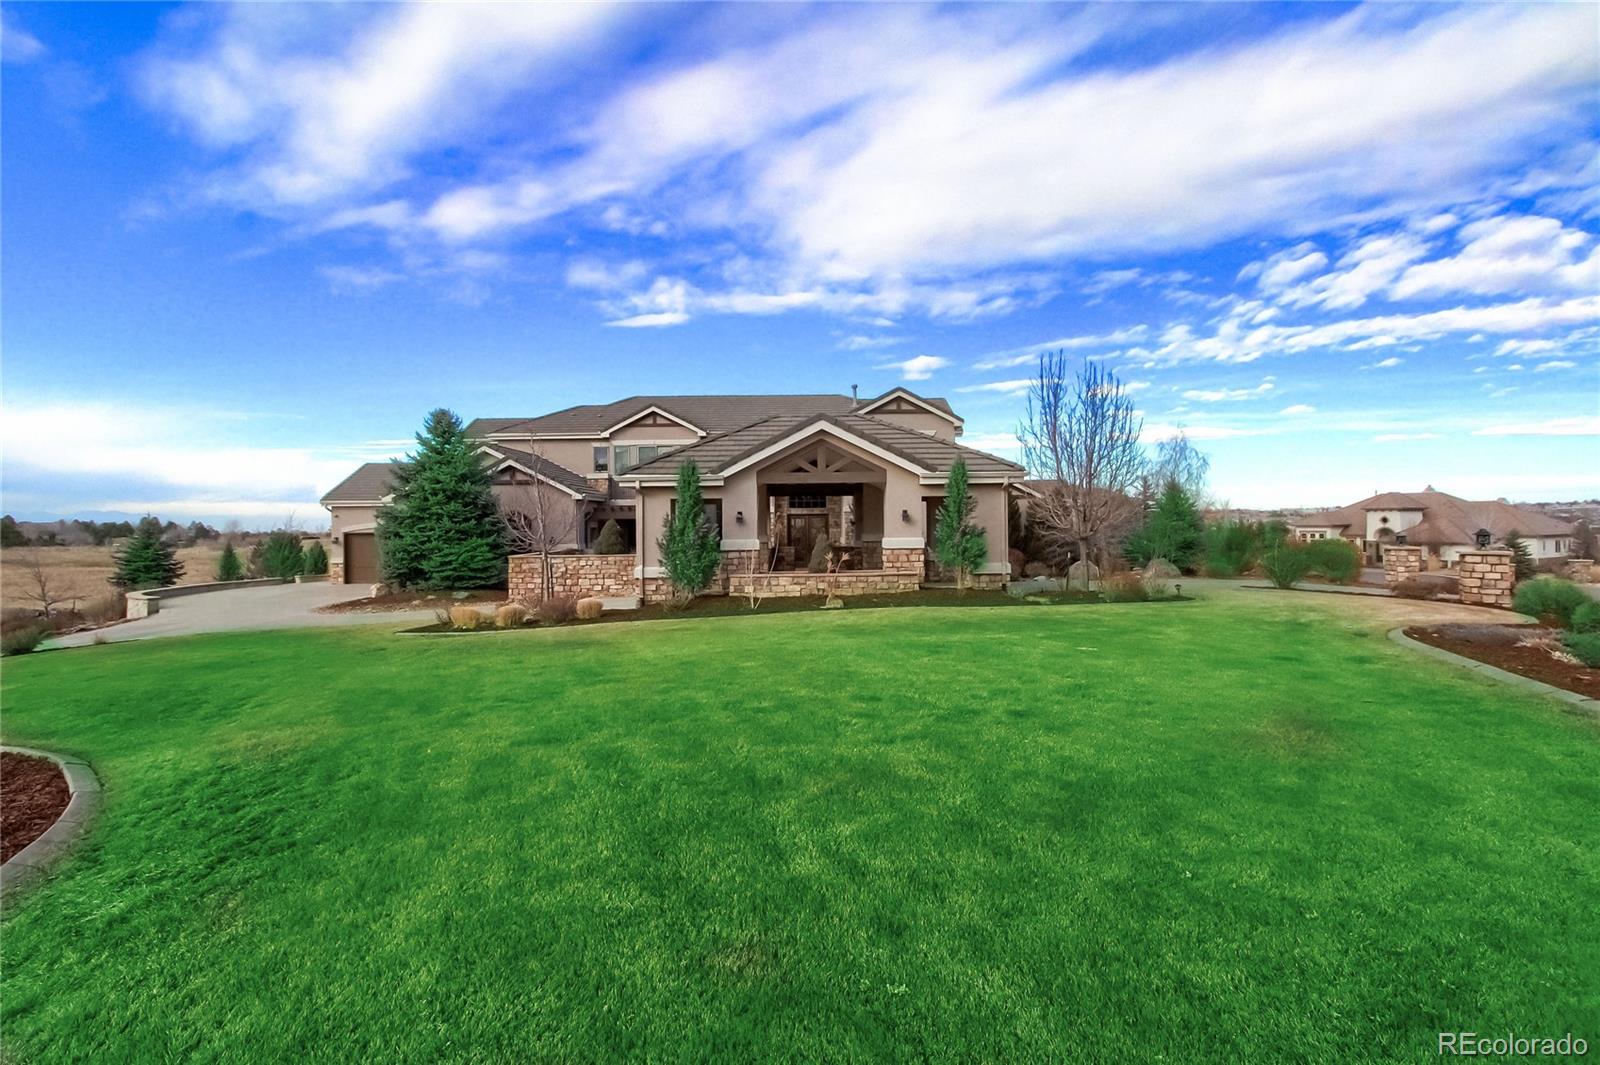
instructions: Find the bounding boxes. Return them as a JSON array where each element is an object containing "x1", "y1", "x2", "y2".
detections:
[{"x1": 1067, "y1": 560, "x2": 1100, "y2": 585}]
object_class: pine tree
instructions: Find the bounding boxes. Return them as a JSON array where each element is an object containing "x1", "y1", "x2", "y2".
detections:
[
  {"x1": 378, "y1": 409, "x2": 506, "y2": 590},
  {"x1": 1125, "y1": 480, "x2": 1204, "y2": 571},
  {"x1": 657, "y1": 461, "x2": 722, "y2": 603},
  {"x1": 1, "y1": 515, "x2": 26, "y2": 548},
  {"x1": 111, "y1": 516, "x2": 185, "y2": 590},
  {"x1": 933, "y1": 459, "x2": 988, "y2": 590},
  {"x1": 1504, "y1": 529, "x2": 1536, "y2": 582},
  {"x1": 592, "y1": 519, "x2": 626, "y2": 555},
  {"x1": 215, "y1": 541, "x2": 245, "y2": 581},
  {"x1": 302, "y1": 540, "x2": 329, "y2": 575},
  {"x1": 251, "y1": 530, "x2": 305, "y2": 578}
]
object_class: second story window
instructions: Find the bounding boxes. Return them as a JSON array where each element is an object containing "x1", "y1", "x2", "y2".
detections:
[{"x1": 593, "y1": 446, "x2": 609, "y2": 473}]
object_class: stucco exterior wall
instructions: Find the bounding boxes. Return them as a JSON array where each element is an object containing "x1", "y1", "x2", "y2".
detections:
[
  {"x1": 493, "y1": 481, "x2": 584, "y2": 550},
  {"x1": 867, "y1": 410, "x2": 956, "y2": 441},
  {"x1": 327, "y1": 503, "x2": 381, "y2": 568},
  {"x1": 1364, "y1": 509, "x2": 1424, "y2": 540}
]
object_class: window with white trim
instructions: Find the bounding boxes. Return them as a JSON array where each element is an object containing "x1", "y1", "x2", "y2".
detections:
[{"x1": 593, "y1": 446, "x2": 609, "y2": 473}]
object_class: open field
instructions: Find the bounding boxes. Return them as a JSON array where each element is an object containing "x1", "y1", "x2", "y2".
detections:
[
  {"x1": 2, "y1": 593, "x2": 1595, "y2": 1060},
  {"x1": 1, "y1": 544, "x2": 252, "y2": 612}
]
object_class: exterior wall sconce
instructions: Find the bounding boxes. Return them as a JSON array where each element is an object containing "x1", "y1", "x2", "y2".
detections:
[
  {"x1": 901, "y1": 509, "x2": 912, "y2": 523},
  {"x1": 735, "y1": 510, "x2": 744, "y2": 524},
  {"x1": 1395, "y1": 533, "x2": 1407, "y2": 545}
]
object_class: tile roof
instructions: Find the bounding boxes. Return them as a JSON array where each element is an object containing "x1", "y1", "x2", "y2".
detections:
[
  {"x1": 1294, "y1": 490, "x2": 1574, "y2": 543},
  {"x1": 320, "y1": 462, "x2": 398, "y2": 504},
  {"x1": 465, "y1": 392, "x2": 957, "y2": 438},
  {"x1": 620, "y1": 413, "x2": 1023, "y2": 480},
  {"x1": 490, "y1": 444, "x2": 603, "y2": 499}
]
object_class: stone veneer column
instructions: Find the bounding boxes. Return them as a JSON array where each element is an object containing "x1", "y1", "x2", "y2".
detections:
[
  {"x1": 1457, "y1": 549, "x2": 1515, "y2": 608},
  {"x1": 1566, "y1": 558, "x2": 1594, "y2": 583},
  {"x1": 327, "y1": 562, "x2": 344, "y2": 584},
  {"x1": 1381, "y1": 544, "x2": 1423, "y2": 587}
]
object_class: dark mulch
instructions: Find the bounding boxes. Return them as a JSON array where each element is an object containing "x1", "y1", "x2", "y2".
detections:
[
  {"x1": 1, "y1": 752, "x2": 70, "y2": 862},
  {"x1": 1406, "y1": 624, "x2": 1600, "y2": 699},
  {"x1": 318, "y1": 589, "x2": 507, "y2": 614}
]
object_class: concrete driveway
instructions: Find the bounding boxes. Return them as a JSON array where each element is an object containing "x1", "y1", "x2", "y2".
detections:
[{"x1": 47, "y1": 583, "x2": 440, "y2": 648}]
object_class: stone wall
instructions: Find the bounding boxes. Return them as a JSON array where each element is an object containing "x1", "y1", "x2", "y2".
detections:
[
  {"x1": 1457, "y1": 549, "x2": 1515, "y2": 608},
  {"x1": 725, "y1": 545, "x2": 925, "y2": 599},
  {"x1": 1381, "y1": 544, "x2": 1424, "y2": 586},
  {"x1": 327, "y1": 561, "x2": 344, "y2": 585},
  {"x1": 1566, "y1": 558, "x2": 1594, "y2": 583},
  {"x1": 509, "y1": 553, "x2": 635, "y2": 604}
]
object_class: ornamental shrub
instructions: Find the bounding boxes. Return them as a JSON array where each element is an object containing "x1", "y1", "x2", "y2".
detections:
[
  {"x1": 494, "y1": 604, "x2": 529, "y2": 628},
  {"x1": 576, "y1": 597, "x2": 604, "y2": 620},
  {"x1": 538, "y1": 596, "x2": 579, "y2": 624},
  {"x1": 214, "y1": 541, "x2": 245, "y2": 582},
  {"x1": 110, "y1": 516, "x2": 185, "y2": 590},
  {"x1": 447, "y1": 606, "x2": 488, "y2": 630},
  {"x1": 302, "y1": 540, "x2": 329, "y2": 575},
  {"x1": 932, "y1": 459, "x2": 988, "y2": 589},
  {"x1": 807, "y1": 536, "x2": 831, "y2": 573},
  {"x1": 1100, "y1": 572, "x2": 1149, "y2": 603},
  {"x1": 1304, "y1": 537, "x2": 1361, "y2": 584},
  {"x1": 1511, "y1": 577, "x2": 1589, "y2": 627},
  {"x1": 1260, "y1": 542, "x2": 1312, "y2": 589},
  {"x1": 1562, "y1": 631, "x2": 1600, "y2": 667},
  {"x1": 657, "y1": 461, "x2": 722, "y2": 603},
  {"x1": 1, "y1": 626, "x2": 45, "y2": 656},
  {"x1": 1202, "y1": 520, "x2": 1260, "y2": 577},
  {"x1": 251, "y1": 530, "x2": 305, "y2": 579},
  {"x1": 592, "y1": 519, "x2": 626, "y2": 555},
  {"x1": 1570, "y1": 600, "x2": 1600, "y2": 634}
]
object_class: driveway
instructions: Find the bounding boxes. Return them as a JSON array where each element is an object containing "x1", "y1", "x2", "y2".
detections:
[{"x1": 47, "y1": 583, "x2": 439, "y2": 648}]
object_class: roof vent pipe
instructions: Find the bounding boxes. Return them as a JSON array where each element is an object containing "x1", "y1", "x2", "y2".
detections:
[{"x1": 851, "y1": 384, "x2": 859, "y2": 408}]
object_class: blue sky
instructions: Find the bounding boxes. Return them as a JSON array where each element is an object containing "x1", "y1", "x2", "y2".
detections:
[{"x1": 3, "y1": 1, "x2": 1597, "y2": 527}]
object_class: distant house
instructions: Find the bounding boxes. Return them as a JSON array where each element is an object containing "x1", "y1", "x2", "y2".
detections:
[{"x1": 1289, "y1": 488, "x2": 1575, "y2": 568}]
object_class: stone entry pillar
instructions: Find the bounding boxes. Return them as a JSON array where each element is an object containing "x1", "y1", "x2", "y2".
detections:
[
  {"x1": 1457, "y1": 549, "x2": 1515, "y2": 608},
  {"x1": 1381, "y1": 544, "x2": 1423, "y2": 587},
  {"x1": 1566, "y1": 558, "x2": 1594, "y2": 583}
]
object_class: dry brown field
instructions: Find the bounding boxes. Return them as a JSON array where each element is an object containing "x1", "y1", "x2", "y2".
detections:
[{"x1": 0, "y1": 543, "x2": 248, "y2": 612}]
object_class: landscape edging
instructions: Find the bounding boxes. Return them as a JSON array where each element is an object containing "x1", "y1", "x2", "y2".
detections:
[
  {"x1": 1, "y1": 745, "x2": 102, "y2": 901},
  {"x1": 1386, "y1": 627, "x2": 1599, "y2": 717}
]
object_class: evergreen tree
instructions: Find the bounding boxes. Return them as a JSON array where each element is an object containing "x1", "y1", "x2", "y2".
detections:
[
  {"x1": 302, "y1": 540, "x2": 329, "y2": 575},
  {"x1": 378, "y1": 408, "x2": 506, "y2": 589},
  {"x1": 1124, "y1": 480, "x2": 1204, "y2": 571},
  {"x1": 657, "y1": 461, "x2": 722, "y2": 603},
  {"x1": 1504, "y1": 529, "x2": 1536, "y2": 582},
  {"x1": 933, "y1": 459, "x2": 988, "y2": 590},
  {"x1": 215, "y1": 541, "x2": 245, "y2": 581},
  {"x1": 592, "y1": 519, "x2": 626, "y2": 555},
  {"x1": 0, "y1": 515, "x2": 26, "y2": 548},
  {"x1": 111, "y1": 516, "x2": 185, "y2": 589},
  {"x1": 251, "y1": 530, "x2": 305, "y2": 578}
]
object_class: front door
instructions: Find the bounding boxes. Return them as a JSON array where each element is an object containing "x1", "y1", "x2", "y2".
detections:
[{"x1": 787, "y1": 513, "x2": 828, "y2": 568}]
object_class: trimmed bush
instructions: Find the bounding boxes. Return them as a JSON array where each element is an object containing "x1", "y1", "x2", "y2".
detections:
[
  {"x1": 592, "y1": 520, "x2": 626, "y2": 555},
  {"x1": 494, "y1": 604, "x2": 529, "y2": 628},
  {"x1": 1202, "y1": 520, "x2": 1258, "y2": 577},
  {"x1": 1100, "y1": 573, "x2": 1148, "y2": 603},
  {"x1": 1511, "y1": 577, "x2": 1589, "y2": 627},
  {"x1": 447, "y1": 606, "x2": 488, "y2": 631},
  {"x1": 1, "y1": 626, "x2": 46, "y2": 656},
  {"x1": 538, "y1": 597, "x2": 578, "y2": 625},
  {"x1": 1562, "y1": 631, "x2": 1600, "y2": 667},
  {"x1": 576, "y1": 597, "x2": 604, "y2": 620},
  {"x1": 302, "y1": 541, "x2": 329, "y2": 576},
  {"x1": 1260, "y1": 543, "x2": 1311, "y2": 589},
  {"x1": 1570, "y1": 600, "x2": 1600, "y2": 634},
  {"x1": 1304, "y1": 538, "x2": 1361, "y2": 584},
  {"x1": 1393, "y1": 577, "x2": 1442, "y2": 601}
]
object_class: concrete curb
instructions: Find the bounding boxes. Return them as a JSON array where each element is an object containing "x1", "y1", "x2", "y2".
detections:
[
  {"x1": 1, "y1": 745, "x2": 102, "y2": 902},
  {"x1": 1386, "y1": 628, "x2": 1600, "y2": 717}
]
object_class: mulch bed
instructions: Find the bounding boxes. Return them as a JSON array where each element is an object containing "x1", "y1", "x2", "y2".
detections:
[
  {"x1": 318, "y1": 589, "x2": 506, "y2": 614},
  {"x1": 1406, "y1": 624, "x2": 1600, "y2": 699},
  {"x1": 1, "y1": 752, "x2": 70, "y2": 863}
]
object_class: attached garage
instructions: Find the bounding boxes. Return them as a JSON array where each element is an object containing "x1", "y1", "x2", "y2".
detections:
[{"x1": 343, "y1": 532, "x2": 381, "y2": 584}]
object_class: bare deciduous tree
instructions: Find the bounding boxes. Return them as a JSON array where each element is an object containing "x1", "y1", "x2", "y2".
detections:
[
  {"x1": 1018, "y1": 351, "x2": 1148, "y2": 589},
  {"x1": 17, "y1": 548, "x2": 66, "y2": 618},
  {"x1": 501, "y1": 444, "x2": 579, "y2": 601},
  {"x1": 740, "y1": 541, "x2": 781, "y2": 610}
]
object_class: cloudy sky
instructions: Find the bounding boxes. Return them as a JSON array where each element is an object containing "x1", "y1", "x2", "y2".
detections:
[{"x1": 3, "y1": 2, "x2": 1597, "y2": 526}]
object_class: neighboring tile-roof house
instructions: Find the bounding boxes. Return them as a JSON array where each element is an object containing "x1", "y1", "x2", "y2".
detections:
[
  {"x1": 1295, "y1": 490, "x2": 1573, "y2": 544},
  {"x1": 465, "y1": 391, "x2": 960, "y2": 439},
  {"x1": 620, "y1": 413, "x2": 1022, "y2": 482},
  {"x1": 321, "y1": 462, "x2": 398, "y2": 504}
]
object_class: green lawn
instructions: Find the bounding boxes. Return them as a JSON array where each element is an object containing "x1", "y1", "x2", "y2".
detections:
[{"x1": 2, "y1": 593, "x2": 1595, "y2": 1061}]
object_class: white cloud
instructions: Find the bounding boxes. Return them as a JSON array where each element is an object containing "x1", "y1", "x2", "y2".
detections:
[
  {"x1": 319, "y1": 264, "x2": 403, "y2": 291},
  {"x1": 974, "y1": 325, "x2": 1149, "y2": 369},
  {"x1": 1240, "y1": 242, "x2": 1328, "y2": 292},
  {"x1": 1472, "y1": 415, "x2": 1600, "y2": 437},
  {"x1": 1182, "y1": 378, "x2": 1276, "y2": 402},
  {"x1": 880, "y1": 355, "x2": 950, "y2": 381},
  {"x1": 1367, "y1": 356, "x2": 1404, "y2": 369},
  {"x1": 1141, "y1": 423, "x2": 1265, "y2": 443},
  {"x1": 1280, "y1": 404, "x2": 1316, "y2": 415},
  {"x1": 1275, "y1": 233, "x2": 1430, "y2": 310},
  {"x1": 1494, "y1": 338, "x2": 1559, "y2": 357},
  {"x1": 1374, "y1": 432, "x2": 1441, "y2": 442},
  {"x1": 605, "y1": 311, "x2": 691, "y2": 329},
  {"x1": 1, "y1": 10, "x2": 45, "y2": 63},
  {"x1": 1533, "y1": 359, "x2": 1578, "y2": 372},
  {"x1": 837, "y1": 334, "x2": 902, "y2": 351},
  {"x1": 961, "y1": 431, "x2": 1022, "y2": 454},
  {"x1": 954, "y1": 379, "x2": 1033, "y2": 395},
  {"x1": 1392, "y1": 214, "x2": 1600, "y2": 300}
]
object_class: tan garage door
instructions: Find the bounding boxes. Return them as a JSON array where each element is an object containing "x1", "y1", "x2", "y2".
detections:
[{"x1": 344, "y1": 533, "x2": 380, "y2": 584}]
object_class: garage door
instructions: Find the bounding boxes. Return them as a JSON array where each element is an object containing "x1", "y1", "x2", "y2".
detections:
[{"x1": 344, "y1": 533, "x2": 380, "y2": 584}]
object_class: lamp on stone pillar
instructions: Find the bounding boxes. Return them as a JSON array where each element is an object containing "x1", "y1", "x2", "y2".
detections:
[{"x1": 1475, "y1": 528, "x2": 1492, "y2": 548}]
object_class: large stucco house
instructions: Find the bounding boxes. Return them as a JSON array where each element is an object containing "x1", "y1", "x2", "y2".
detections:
[
  {"x1": 321, "y1": 389, "x2": 1027, "y2": 600},
  {"x1": 1288, "y1": 488, "x2": 1575, "y2": 569}
]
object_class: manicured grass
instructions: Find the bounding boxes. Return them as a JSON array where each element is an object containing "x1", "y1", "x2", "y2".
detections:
[{"x1": 2, "y1": 594, "x2": 1595, "y2": 1060}]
